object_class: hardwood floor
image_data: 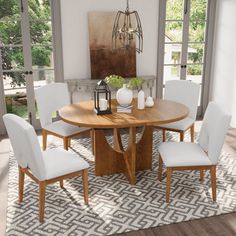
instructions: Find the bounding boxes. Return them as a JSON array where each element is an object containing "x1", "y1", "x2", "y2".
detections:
[
  {"x1": 114, "y1": 213, "x2": 236, "y2": 236},
  {"x1": 0, "y1": 126, "x2": 236, "y2": 236}
]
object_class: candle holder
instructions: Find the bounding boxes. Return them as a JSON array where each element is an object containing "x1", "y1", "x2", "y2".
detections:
[{"x1": 94, "y1": 80, "x2": 112, "y2": 115}]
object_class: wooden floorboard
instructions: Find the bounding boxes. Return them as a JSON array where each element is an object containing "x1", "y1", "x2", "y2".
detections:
[
  {"x1": 0, "y1": 127, "x2": 236, "y2": 236},
  {"x1": 114, "y1": 213, "x2": 236, "y2": 236}
]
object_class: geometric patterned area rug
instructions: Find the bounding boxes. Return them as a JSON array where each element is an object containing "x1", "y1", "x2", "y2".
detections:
[{"x1": 6, "y1": 130, "x2": 236, "y2": 236}]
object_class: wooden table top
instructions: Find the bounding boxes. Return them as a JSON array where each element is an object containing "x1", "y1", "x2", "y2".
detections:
[{"x1": 59, "y1": 98, "x2": 189, "y2": 129}]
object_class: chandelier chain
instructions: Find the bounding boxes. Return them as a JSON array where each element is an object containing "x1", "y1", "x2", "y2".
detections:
[{"x1": 126, "y1": 0, "x2": 129, "y2": 11}]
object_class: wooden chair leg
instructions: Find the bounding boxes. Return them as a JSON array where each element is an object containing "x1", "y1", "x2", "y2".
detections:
[
  {"x1": 210, "y1": 165, "x2": 217, "y2": 201},
  {"x1": 90, "y1": 129, "x2": 95, "y2": 155},
  {"x1": 162, "y1": 129, "x2": 166, "y2": 142},
  {"x1": 39, "y1": 181, "x2": 46, "y2": 223},
  {"x1": 158, "y1": 156, "x2": 163, "y2": 181},
  {"x1": 180, "y1": 132, "x2": 184, "y2": 142},
  {"x1": 82, "y1": 169, "x2": 89, "y2": 205},
  {"x1": 59, "y1": 180, "x2": 64, "y2": 188},
  {"x1": 42, "y1": 129, "x2": 47, "y2": 151},
  {"x1": 190, "y1": 124, "x2": 195, "y2": 143},
  {"x1": 18, "y1": 167, "x2": 25, "y2": 203},
  {"x1": 68, "y1": 138, "x2": 71, "y2": 148},
  {"x1": 63, "y1": 137, "x2": 69, "y2": 150},
  {"x1": 166, "y1": 167, "x2": 172, "y2": 203},
  {"x1": 200, "y1": 170, "x2": 204, "y2": 183}
]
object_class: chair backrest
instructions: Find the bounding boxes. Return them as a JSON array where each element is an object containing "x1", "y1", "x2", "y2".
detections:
[
  {"x1": 164, "y1": 80, "x2": 200, "y2": 120},
  {"x1": 3, "y1": 114, "x2": 46, "y2": 181},
  {"x1": 35, "y1": 83, "x2": 70, "y2": 128},
  {"x1": 198, "y1": 102, "x2": 231, "y2": 164}
]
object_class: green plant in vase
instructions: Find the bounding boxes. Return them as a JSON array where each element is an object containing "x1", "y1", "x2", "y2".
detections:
[
  {"x1": 127, "y1": 77, "x2": 144, "y2": 91},
  {"x1": 105, "y1": 75, "x2": 144, "y2": 91},
  {"x1": 105, "y1": 75, "x2": 144, "y2": 107},
  {"x1": 104, "y1": 75, "x2": 125, "y2": 89}
]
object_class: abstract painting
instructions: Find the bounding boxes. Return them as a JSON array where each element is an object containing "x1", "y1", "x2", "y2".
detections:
[{"x1": 88, "y1": 12, "x2": 136, "y2": 80}]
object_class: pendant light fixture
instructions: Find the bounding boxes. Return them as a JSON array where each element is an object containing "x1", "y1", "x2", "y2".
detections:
[{"x1": 112, "y1": 0, "x2": 143, "y2": 53}]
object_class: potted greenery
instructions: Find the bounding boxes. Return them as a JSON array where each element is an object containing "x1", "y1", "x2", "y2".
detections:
[
  {"x1": 104, "y1": 75, "x2": 125, "y2": 89},
  {"x1": 105, "y1": 75, "x2": 144, "y2": 90},
  {"x1": 127, "y1": 77, "x2": 144, "y2": 91},
  {"x1": 105, "y1": 75, "x2": 144, "y2": 107}
]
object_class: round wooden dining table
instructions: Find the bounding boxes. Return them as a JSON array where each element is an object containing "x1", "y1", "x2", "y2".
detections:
[{"x1": 59, "y1": 98, "x2": 188, "y2": 184}]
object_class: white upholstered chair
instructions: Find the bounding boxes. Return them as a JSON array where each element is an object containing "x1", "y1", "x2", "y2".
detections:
[
  {"x1": 35, "y1": 83, "x2": 90, "y2": 150},
  {"x1": 158, "y1": 102, "x2": 231, "y2": 202},
  {"x1": 3, "y1": 114, "x2": 89, "y2": 223},
  {"x1": 154, "y1": 80, "x2": 200, "y2": 142}
]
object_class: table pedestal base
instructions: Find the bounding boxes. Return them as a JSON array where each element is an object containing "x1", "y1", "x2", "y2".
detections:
[{"x1": 93, "y1": 126, "x2": 153, "y2": 184}]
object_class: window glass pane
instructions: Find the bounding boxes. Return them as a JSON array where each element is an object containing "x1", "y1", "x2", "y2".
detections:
[
  {"x1": 166, "y1": 0, "x2": 184, "y2": 20},
  {"x1": 4, "y1": 71, "x2": 28, "y2": 119},
  {"x1": 0, "y1": 0, "x2": 21, "y2": 21},
  {"x1": 186, "y1": 64, "x2": 203, "y2": 84},
  {"x1": 31, "y1": 45, "x2": 53, "y2": 68},
  {"x1": 190, "y1": 0, "x2": 208, "y2": 21},
  {"x1": 30, "y1": 21, "x2": 52, "y2": 45},
  {"x1": 33, "y1": 69, "x2": 54, "y2": 84},
  {"x1": 189, "y1": 21, "x2": 206, "y2": 42},
  {"x1": 163, "y1": 65, "x2": 181, "y2": 84},
  {"x1": 165, "y1": 21, "x2": 183, "y2": 43},
  {"x1": 3, "y1": 71, "x2": 25, "y2": 88},
  {"x1": 0, "y1": 21, "x2": 22, "y2": 45},
  {"x1": 187, "y1": 43, "x2": 205, "y2": 64},
  {"x1": 28, "y1": 0, "x2": 51, "y2": 21},
  {"x1": 164, "y1": 43, "x2": 182, "y2": 65},
  {"x1": 1, "y1": 46, "x2": 24, "y2": 70}
]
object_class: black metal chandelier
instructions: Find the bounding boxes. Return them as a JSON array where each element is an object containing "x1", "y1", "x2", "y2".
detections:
[{"x1": 112, "y1": 0, "x2": 143, "y2": 53}]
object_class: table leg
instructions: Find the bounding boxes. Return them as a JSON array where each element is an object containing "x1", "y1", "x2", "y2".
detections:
[
  {"x1": 113, "y1": 128, "x2": 124, "y2": 152},
  {"x1": 93, "y1": 126, "x2": 153, "y2": 184},
  {"x1": 94, "y1": 129, "x2": 125, "y2": 176},
  {"x1": 123, "y1": 127, "x2": 137, "y2": 184},
  {"x1": 136, "y1": 126, "x2": 153, "y2": 171}
]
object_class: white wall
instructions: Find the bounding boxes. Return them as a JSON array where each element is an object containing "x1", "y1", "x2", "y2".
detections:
[
  {"x1": 210, "y1": 0, "x2": 236, "y2": 127},
  {"x1": 60, "y1": 0, "x2": 159, "y2": 79}
]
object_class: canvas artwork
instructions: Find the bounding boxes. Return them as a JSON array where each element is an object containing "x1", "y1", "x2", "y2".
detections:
[{"x1": 88, "y1": 12, "x2": 136, "y2": 80}]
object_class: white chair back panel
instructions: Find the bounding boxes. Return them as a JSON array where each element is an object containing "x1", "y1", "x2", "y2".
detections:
[
  {"x1": 198, "y1": 102, "x2": 231, "y2": 164},
  {"x1": 164, "y1": 80, "x2": 200, "y2": 119},
  {"x1": 35, "y1": 83, "x2": 70, "y2": 128},
  {"x1": 3, "y1": 114, "x2": 46, "y2": 180}
]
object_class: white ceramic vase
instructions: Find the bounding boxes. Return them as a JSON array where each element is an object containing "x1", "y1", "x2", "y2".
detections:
[
  {"x1": 116, "y1": 84, "x2": 133, "y2": 106},
  {"x1": 145, "y1": 96, "x2": 154, "y2": 107},
  {"x1": 137, "y1": 89, "x2": 145, "y2": 110}
]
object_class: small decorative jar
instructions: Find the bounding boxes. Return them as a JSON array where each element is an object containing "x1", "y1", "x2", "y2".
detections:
[{"x1": 145, "y1": 96, "x2": 154, "y2": 107}]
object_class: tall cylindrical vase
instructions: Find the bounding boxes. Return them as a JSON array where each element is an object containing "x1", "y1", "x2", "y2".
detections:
[{"x1": 137, "y1": 89, "x2": 145, "y2": 109}]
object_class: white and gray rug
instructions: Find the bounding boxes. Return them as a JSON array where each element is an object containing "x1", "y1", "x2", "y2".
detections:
[{"x1": 6, "y1": 130, "x2": 236, "y2": 236}]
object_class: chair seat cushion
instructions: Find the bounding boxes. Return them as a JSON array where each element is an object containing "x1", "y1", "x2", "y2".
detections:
[
  {"x1": 158, "y1": 142, "x2": 212, "y2": 167},
  {"x1": 157, "y1": 117, "x2": 194, "y2": 131},
  {"x1": 45, "y1": 120, "x2": 90, "y2": 137},
  {"x1": 42, "y1": 148, "x2": 89, "y2": 180}
]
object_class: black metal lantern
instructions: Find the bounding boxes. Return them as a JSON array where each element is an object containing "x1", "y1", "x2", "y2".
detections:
[{"x1": 94, "y1": 80, "x2": 112, "y2": 115}]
